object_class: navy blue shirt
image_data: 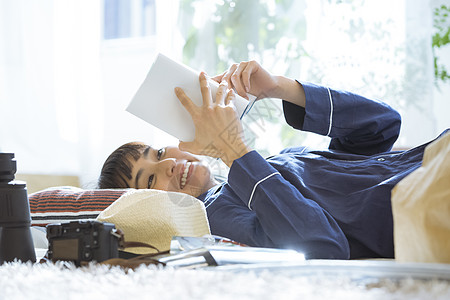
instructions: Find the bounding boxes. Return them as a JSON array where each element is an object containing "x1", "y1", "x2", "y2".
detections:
[{"x1": 198, "y1": 82, "x2": 435, "y2": 260}]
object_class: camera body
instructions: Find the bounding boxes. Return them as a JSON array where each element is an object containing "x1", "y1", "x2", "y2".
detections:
[
  {"x1": 0, "y1": 153, "x2": 36, "y2": 264},
  {"x1": 47, "y1": 220, "x2": 121, "y2": 265}
]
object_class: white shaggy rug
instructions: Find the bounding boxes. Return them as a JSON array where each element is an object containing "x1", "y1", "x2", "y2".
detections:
[{"x1": 1, "y1": 260, "x2": 450, "y2": 300}]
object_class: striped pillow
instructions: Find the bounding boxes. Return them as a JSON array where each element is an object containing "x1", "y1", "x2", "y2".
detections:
[{"x1": 29, "y1": 186, "x2": 127, "y2": 227}]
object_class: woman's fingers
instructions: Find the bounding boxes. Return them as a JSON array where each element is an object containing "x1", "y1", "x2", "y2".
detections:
[
  {"x1": 178, "y1": 140, "x2": 197, "y2": 154},
  {"x1": 213, "y1": 62, "x2": 252, "y2": 100},
  {"x1": 231, "y1": 62, "x2": 249, "y2": 99},
  {"x1": 211, "y1": 71, "x2": 226, "y2": 83},
  {"x1": 199, "y1": 72, "x2": 212, "y2": 107},
  {"x1": 221, "y1": 64, "x2": 238, "y2": 87},
  {"x1": 225, "y1": 89, "x2": 235, "y2": 106},
  {"x1": 241, "y1": 62, "x2": 256, "y2": 95},
  {"x1": 216, "y1": 81, "x2": 228, "y2": 105},
  {"x1": 174, "y1": 87, "x2": 196, "y2": 115}
]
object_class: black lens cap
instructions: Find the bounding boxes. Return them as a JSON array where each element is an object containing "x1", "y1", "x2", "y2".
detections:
[{"x1": 0, "y1": 153, "x2": 17, "y2": 182}]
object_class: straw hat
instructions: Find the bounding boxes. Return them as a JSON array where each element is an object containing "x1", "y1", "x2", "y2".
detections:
[{"x1": 97, "y1": 189, "x2": 210, "y2": 254}]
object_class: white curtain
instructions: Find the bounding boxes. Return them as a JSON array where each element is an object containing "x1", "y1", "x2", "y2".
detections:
[
  {"x1": 402, "y1": 0, "x2": 436, "y2": 146},
  {"x1": 0, "y1": 0, "x2": 103, "y2": 185},
  {"x1": 0, "y1": 0, "x2": 182, "y2": 187}
]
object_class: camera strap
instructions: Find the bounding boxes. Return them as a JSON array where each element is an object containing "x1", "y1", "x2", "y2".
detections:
[
  {"x1": 113, "y1": 228, "x2": 161, "y2": 253},
  {"x1": 97, "y1": 228, "x2": 170, "y2": 270},
  {"x1": 100, "y1": 250, "x2": 170, "y2": 270}
]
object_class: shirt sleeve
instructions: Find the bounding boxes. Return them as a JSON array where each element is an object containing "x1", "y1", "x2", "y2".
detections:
[
  {"x1": 226, "y1": 150, "x2": 350, "y2": 259},
  {"x1": 282, "y1": 81, "x2": 401, "y2": 155}
]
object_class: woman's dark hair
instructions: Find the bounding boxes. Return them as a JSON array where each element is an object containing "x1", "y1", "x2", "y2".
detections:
[{"x1": 97, "y1": 142, "x2": 148, "y2": 189}]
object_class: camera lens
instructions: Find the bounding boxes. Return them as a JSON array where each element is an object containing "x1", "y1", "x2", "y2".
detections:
[
  {"x1": 0, "y1": 152, "x2": 36, "y2": 263},
  {"x1": 0, "y1": 153, "x2": 16, "y2": 183}
]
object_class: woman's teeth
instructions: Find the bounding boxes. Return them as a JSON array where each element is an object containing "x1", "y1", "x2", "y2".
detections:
[{"x1": 181, "y1": 162, "x2": 192, "y2": 189}]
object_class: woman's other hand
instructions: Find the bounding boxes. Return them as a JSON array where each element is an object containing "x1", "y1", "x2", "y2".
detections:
[
  {"x1": 211, "y1": 60, "x2": 279, "y2": 100},
  {"x1": 175, "y1": 72, "x2": 251, "y2": 167},
  {"x1": 212, "y1": 60, "x2": 306, "y2": 108}
]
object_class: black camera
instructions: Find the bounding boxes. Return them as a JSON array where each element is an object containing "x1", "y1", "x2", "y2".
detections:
[
  {"x1": 47, "y1": 220, "x2": 122, "y2": 266},
  {"x1": 0, "y1": 153, "x2": 36, "y2": 264}
]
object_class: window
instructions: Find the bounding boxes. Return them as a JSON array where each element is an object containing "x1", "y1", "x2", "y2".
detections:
[
  {"x1": 177, "y1": 0, "x2": 444, "y2": 149},
  {"x1": 103, "y1": 0, "x2": 156, "y2": 40}
]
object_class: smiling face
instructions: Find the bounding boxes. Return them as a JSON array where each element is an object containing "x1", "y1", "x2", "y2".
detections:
[{"x1": 127, "y1": 144, "x2": 217, "y2": 197}]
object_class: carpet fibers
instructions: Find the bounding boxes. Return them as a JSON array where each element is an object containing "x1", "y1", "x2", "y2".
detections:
[{"x1": 0, "y1": 261, "x2": 449, "y2": 300}]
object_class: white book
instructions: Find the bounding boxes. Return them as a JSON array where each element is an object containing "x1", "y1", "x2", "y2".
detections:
[{"x1": 127, "y1": 53, "x2": 256, "y2": 141}]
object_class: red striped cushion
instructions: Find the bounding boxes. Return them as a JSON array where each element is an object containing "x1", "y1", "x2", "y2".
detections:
[{"x1": 29, "y1": 187, "x2": 127, "y2": 227}]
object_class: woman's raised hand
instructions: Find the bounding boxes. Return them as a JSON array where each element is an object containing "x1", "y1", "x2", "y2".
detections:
[
  {"x1": 213, "y1": 60, "x2": 307, "y2": 108},
  {"x1": 211, "y1": 60, "x2": 279, "y2": 100},
  {"x1": 175, "y1": 72, "x2": 251, "y2": 167}
]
